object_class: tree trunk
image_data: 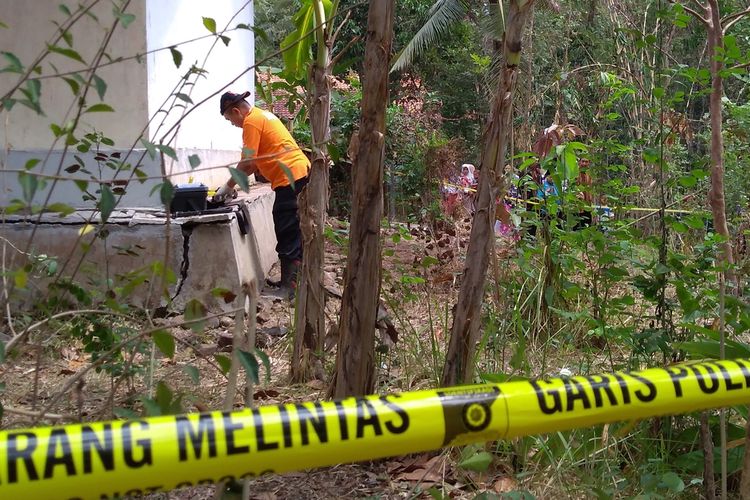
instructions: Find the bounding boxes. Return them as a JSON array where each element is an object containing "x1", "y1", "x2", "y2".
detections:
[
  {"x1": 330, "y1": 0, "x2": 394, "y2": 398},
  {"x1": 442, "y1": 0, "x2": 536, "y2": 387},
  {"x1": 706, "y1": 3, "x2": 735, "y2": 282},
  {"x1": 291, "y1": 0, "x2": 331, "y2": 382}
]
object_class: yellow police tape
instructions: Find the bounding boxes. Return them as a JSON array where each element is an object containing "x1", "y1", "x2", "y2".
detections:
[{"x1": 2, "y1": 359, "x2": 750, "y2": 499}]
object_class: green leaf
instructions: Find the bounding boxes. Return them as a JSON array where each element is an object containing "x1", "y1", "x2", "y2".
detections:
[
  {"x1": 175, "y1": 92, "x2": 193, "y2": 104},
  {"x1": 46, "y1": 202, "x2": 75, "y2": 216},
  {"x1": 219, "y1": 35, "x2": 230, "y2": 47},
  {"x1": 92, "y1": 74, "x2": 107, "y2": 100},
  {"x1": 684, "y1": 214, "x2": 705, "y2": 230},
  {"x1": 1, "y1": 51, "x2": 24, "y2": 73},
  {"x1": 99, "y1": 185, "x2": 115, "y2": 222},
  {"x1": 184, "y1": 299, "x2": 207, "y2": 333},
  {"x1": 278, "y1": 161, "x2": 295, "y2": 189},
  {"x1": 254, "y1": 349, "x2": 271, "y2": 383},
  {"x1": 152, "y1": 329, "x2": 175, "y2": 358},
  {"x1": 229, "y1": 168, "x2": 249, "y2": 191},
  {"x1": 116, "y1": 11, "x2": 136, "y2": 29},
  {"x1": 113, "y1": 407, "x2": 139, "y2": 419},
  {"x1": 18, "y1": 171, "x2": 38, "y2": 203},
  {"x1": 421, "y1": 256, "x2": 439, "y2": 268},
  {"x1": 458, "y1": 451, "x2": 493, "y2": 472},
  {"x1": 62, "y1": 77, "x2": 80, "y2": 95},
  {"x1": 140, "y1": 138, "x2": 157, "y2": 159},
  {"x1": 562, "y1": 146, "x2": 579, "y2": 181},
  {"x1": 169, "y1": 47, "x2": 182, "y2": 68},
  {"x1": 59, "y1": 4, "x2": 72, "y2": 16},
  {"x1": 25, "y1": 158, "x2": 41, "y2": 170},
  {"x1": 160, "y1": 180, "x2": 175, "y2": 207},
  {"x1": 202, "y1": 17, "x2": 217, "y2": 34},
  {"x1": 237, "y1": 349, "x2": 260, "y2": 384},
  {"x1": 390, "y1": 0, "x2": 468, "y2": 73},
  {"x1": 74, "y1": 180, "x2": 88, "y2": 192},
  {"x1": 279, "y1": 2, "x2": 316, "y2": 81},
  {"x1": 659, "y1": 472, "x2": 685, "y2": 493},
  {"x1": 214, "y1": 354, "x2": 231, "y2": 374},
  {"x1": 47, "y1": 44, "x2": 86, "y2": 64},
  {"x1": 14, "y1": 269, "x2": 28, "y2": 289},
  {"x1": 188, "y1": 154, "x2": 201, "y2": 169},
  {"x1": 85, "y1": 103, "x2": 114, "y2": 113},
  {"x1": 211, "y1": 287, "x2": 237, "y2": 303},
  {"x1": 156, "y1": 144, "x2": 177, "y2": 160},
  {"x1": 183, "y1": 364, "x2": 200, "y2": 384}
]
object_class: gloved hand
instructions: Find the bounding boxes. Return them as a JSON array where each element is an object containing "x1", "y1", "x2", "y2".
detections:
[{"x1": 212, "y1": 184, "x2": 234, "y2": 204}]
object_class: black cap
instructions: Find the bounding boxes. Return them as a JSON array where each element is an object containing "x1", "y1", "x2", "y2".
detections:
[{"x1": 219, "y1": 91, "x2": 250, "y2": 115}]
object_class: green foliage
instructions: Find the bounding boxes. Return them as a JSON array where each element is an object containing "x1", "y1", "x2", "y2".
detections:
[{"x1": 279, "y1": 0, "x2": 333, "y2": 82}]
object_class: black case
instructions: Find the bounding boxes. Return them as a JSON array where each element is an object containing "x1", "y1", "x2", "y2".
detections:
[{"x1": 170, "y1": 184, "x2": 208, "y2": 213}]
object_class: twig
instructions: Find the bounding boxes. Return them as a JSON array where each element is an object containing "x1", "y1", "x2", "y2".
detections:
[
  {"x1": 3, "y1": 406, "x2": 71, "y2": 421},
  {"x1": 30, "y1": 309, "x2": 241, "y2": 424},
  {"x1": 330, "y1": 35, "x2": 361, "y2": 69},
  {"x1": 330, "y1": 10, "x2": 352, "y2": 49},
  {"x1": 722, "y1": 7, "x2": 750, "y2": 33},
  {"x1": 5, "y1": 309, "x2": 132, "y2": 354},
  {"x1": 666, "y1": 0, "x2": 709, "y2": 26}
]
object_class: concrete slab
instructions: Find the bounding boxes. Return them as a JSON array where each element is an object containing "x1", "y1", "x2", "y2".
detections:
[{"x1": 0, "y1": 185, "x2": 278, "y2": 313}]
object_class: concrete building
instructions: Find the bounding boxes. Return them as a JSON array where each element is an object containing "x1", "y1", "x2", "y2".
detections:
[
  {"x1": 0, "y1": 1, "x2": 278, "y2": 311},
  {"x1": 0, "y1": 0, "x2": 256, "y2": 205}
]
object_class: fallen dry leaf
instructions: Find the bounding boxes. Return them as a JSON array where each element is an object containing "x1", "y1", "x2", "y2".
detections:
[
  {"x1": 493, "y1": 477, "x2": 518, "y2": 493},
  {"x1": 306, "y1": 379, "x2": 326, "y2": 390},
  {"x1": 397, "y1": 468, "x2": 441, "y2": 483}
]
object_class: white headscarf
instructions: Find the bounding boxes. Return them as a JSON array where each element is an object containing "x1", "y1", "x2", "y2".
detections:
[{"x1": 461, "y1": 163, "x2": 475, "y2": 184}]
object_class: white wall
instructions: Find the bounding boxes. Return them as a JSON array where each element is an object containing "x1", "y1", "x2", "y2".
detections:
[
  {"x1": 0, "y1": 1, "x2": 149, "y2": 149},
  {"x1": 0, "y1": 0, "x2": 256, "y2": 207},
  {"x1": 146, "y1": 0, "x2": 255, "y2": 187}
]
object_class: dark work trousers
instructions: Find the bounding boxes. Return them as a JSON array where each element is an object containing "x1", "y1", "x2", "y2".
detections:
[{"x1": 272, "y1": 176, "x2": 309, "y2": 262}]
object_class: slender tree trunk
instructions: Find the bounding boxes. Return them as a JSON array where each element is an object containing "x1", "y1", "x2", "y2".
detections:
[
  {"x1": 292, "y1": 0, "x2": 331, "y2": 382},
  {"x1": 330, "y1": 0, "x2": 394, "y2": 398},
  {"x1": 706, "y1": 3, "x2": 735, "y2": 281},
  {"x1": 701, "y1": 412, "x2": 717, "y2": 500},
  {"x1": 442, "y1": 0, "x2": 536, "y2": 387}
]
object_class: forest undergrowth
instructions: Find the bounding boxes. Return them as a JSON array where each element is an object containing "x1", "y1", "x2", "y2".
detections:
[{"x1": 4, "y1": 206, "x2": 740, "y2": 499}]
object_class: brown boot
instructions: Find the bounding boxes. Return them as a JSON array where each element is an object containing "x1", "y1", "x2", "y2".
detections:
[{"x1": 265, "y1": 258, "x2": 299, "y2": 300}]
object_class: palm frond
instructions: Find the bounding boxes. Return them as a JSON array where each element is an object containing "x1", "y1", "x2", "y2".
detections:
[{"x1": 390, "y1": 0, "x2": 472, "y2": 73}]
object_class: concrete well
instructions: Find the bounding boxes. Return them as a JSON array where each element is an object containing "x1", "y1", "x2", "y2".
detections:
[{"x1": 1, "y1": 186, "x2": 277, "y2": 313}]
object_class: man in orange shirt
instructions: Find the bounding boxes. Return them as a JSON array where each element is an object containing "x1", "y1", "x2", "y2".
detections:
[{"x1": 214, "y1": 91, "x2": 310, "y2": 297}]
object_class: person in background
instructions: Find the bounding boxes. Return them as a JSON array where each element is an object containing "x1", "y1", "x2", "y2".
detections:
[
  {"x1": 213, "y1": 91, "x2": 310, "y2": 298},
  {"x1": 459, "y1": 163, "x2": 477, "y2": 215}
]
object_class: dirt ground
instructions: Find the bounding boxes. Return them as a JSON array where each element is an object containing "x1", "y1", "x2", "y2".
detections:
[{"x1": 1, "y1": 216, "x2": 532, "y2": 499}]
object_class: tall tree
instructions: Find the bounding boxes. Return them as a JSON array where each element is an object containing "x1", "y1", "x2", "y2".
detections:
[
  {"x1": 442, "y1": 0, "x2": 536, "y2": 386},
  {"x1": 331, "y1": 0, "x2": 394, "y2": 398},
  {"x1": 290, "y1": 0, "x2": 334, "y2": 382},
  {"x1": 666, "y1": 2, "x2": 749, "y2": 498}
]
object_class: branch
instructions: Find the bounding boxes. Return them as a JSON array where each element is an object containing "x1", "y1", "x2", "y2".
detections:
[
  {"x1": 31, "y1": 309, "x2": 242, "y2": 424},
  {"x1": 330, "y1": 35, "x2": 362, "y2": 69},
  {"x1": 667, "y1": 0, "x2": 709, "y2": 26},
  {"x1": 722, "y1": 7, "x2": 750, "y2": 33},
  {"x1": 3, "y1": 406, "x2": 71, "y2": 421},
  {"x1": 5, "y1": 309, "x2": 133, "y2": 353},
  {"x1": 330, "y1": 9, "x2": 352, "y2": 48}
]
